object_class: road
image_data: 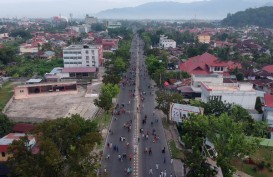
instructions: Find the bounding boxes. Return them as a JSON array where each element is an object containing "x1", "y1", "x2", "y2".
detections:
[{"x1": 102, "y1": 33, "x2": 175, "y2": 177}]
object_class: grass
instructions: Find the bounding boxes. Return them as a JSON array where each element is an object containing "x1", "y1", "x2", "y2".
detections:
[
  {"x1": 232, "y1": 146, "x2": 273, "y2": 177},
  {"x1": 0, "y1": 81, "x2": 13, "y2": 111},
  {"x1": 169, "y1": 140, "x2": 184, "y2": 160}
]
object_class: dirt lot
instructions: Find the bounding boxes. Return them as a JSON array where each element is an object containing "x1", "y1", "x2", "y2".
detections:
[{"x1": 4, "y1": 84, "x2": 101, "y2": 123}]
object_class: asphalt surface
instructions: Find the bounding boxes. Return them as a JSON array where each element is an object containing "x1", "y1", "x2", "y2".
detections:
[{"x1": 102, "y1": 34, "x2": 175, "y2": 177}]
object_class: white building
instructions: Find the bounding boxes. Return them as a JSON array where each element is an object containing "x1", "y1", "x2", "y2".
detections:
[
  {"x1": 71, "y1": 24, "x2": 91, "y2": 33},
  {"x1": 107, "y1": 21, "x2": 121, "y2": 29},
  {"x1": 191, "y1": 74, "x2": 223, "y2": 93},
  {"x1": 201, "y1": 82, "x2": 257, "y2": 109},
  {"x1": 159, "y1": 35, "x2": 176, "y2": 49},
  {"x1": 63, "y1": 45, "x2": 103, "y2": 68},
  {"x1": 85, "y1": 15, "x2": 97, "y2": 25},
  {"x1": 19, "y1": 44, "x2": 38, "y2": 54}
]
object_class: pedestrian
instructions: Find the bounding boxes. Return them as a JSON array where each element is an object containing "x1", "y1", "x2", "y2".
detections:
[
  {"x1": 170, "y1": 173, "x2": 173, "y2": 177},
  {"x1": 156, "y1": 164, "x2": 159, "y2": 170},
  {"x1": 149, "y1": 168, "x2": 153, "y2": 175},
  {"x1": 106, "y1": 154, "x2": 110, "y2": 159},
  {"x1": 171, "y1": 158, "x2": 173, "y2": 164},
  {"x1": 164, "y1": 157, "x2": 166, "y2": 163},
  {"x1": 164, "y1": 169, "x2": 167, "y2": 177}
]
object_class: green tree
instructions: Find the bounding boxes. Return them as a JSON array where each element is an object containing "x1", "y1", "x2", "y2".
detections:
[
  {"x1": 102, "y1": 74, "x2": 121, "y2": 85},
  {"x1": 207, "y1": 114, "x2": 260, "y2": 177},
  {"x1": 94, "y1": 83, "x2": 120, "y2": 116},
  {"x1": 255, "y1": 97, "x2": 263, "y2": 113},
  {"x1": 0, "y1": 113, "x2": 13, "y2": 137},
  {"x1": 204, "y1": 99, "x2": 232, "y2": 116},
  {"x1": 155, "y1": 90, "x2": 184, "y2": 120},
  {"x1": 8, "y1": 115, "x2": 101, "y2": 177},
  {"x1": 113, "y1": 57, "x2": 126, "y2": 73}
]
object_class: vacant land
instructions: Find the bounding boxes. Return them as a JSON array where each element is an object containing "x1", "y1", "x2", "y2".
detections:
[{"x1": 4, "y1": 84, "x2": 101, "y2": 123}]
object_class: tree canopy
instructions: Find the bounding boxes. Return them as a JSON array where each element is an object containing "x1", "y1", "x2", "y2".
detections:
[
  {"x1": 0, "y1": 113, "x2": 13, "y2": 138},
  {"x1": 222, "y1": 6, "x2": 273, "y2": 28},
  {"x1": 7, "y1": 114, "x2": 102, "y2": 177}
]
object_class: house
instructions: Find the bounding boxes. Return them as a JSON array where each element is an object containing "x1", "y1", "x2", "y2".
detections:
[
  {"x1": 102, "y1": 39, "x2": 119, "y2": 51},
  {"x1": 0, "y1": 133, "x2": 36, "y2": 162},
  {"x1": 159, "y1": 35, "x2": 176, "y2": 49},
  {"x1": 179, "y1": 53, "x2": 241, "y2": 75},
  {"x1": 201, "y1": 82, "x2": 257, "y2": 109},
  {"x1": 263, "y1": 94, "x2": 273, "y2": 138},
  {"x1": 12, "y1": 123, "x2": 35, "y2": 133},
  {"x1": 198, "y1": 33, "x2": 211, "y2": 44}
]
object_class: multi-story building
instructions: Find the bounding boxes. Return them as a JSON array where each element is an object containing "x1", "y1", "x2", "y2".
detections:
[
  {"x1": 201, "y1": 82, "x2": 257, "y2": 109},
  {"x1": 63, "y1": 45, "x2": 103, "y2": 68},
  {"x1": 159, "y1": 35, "x2": 176, "y2": 49},
  {"x1": 198, "y1": 33, "x2": 211, "y2": 44},
  {"x1": 85, "y1": 15, "x2": 97, "y2": 26}
]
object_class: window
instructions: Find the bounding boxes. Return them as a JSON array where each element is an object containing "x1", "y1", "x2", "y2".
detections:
[
  {"x1": 85, "y1": 50, "x2": 89, "y2": 54},
  {"x1": 92, "y1": 56, "x2": 95, "y2": 59},
  {"x1": 86, "y1": 61, "x2": 89, "y2": 63},
  {"x1": 2, "y1": 152, "x2": 5, "y2": 157},
  {"x1": 20, "y1": 90, "x2": 24, "y2": 93},
  {"x1": 78, "y1": 57, "x2": 82, "y2": 59},
  {"x1": 86, "y1": 56, "x2": 89, "y2": 59},
  {"x1": 91, "y1": 50, "x2": 94, "y2": 55},
  {"x1": 78, "y1": 62, "x2": 82, "y2": 64}
]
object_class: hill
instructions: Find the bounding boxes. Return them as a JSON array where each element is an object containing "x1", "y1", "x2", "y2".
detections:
[
  {"x1": 96, "y1": 0, "x2": 264, "y2": 20},
  {"x1": 222, "y1": 6, "x2": 273, "y2": 28}
]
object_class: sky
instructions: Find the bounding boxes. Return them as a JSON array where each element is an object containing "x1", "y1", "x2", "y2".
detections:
[
  {"x1": 0, "y1": 0, "x2": 272, "y2": 18},
  {"x1": 0, "y1": 0, "x2": 202, "y2": 18}
]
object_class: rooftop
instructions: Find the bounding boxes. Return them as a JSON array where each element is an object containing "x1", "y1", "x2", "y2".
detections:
[
  {"x1": 201, "y1": 82, "x2": 255, "y2": 92},
  {"x1": 64, "y1": 44, "x2": 101, "y2": 50},
  {"x1": 62, "y1": 67, "x2": 97, "y2": 73},
  {"x1": 16, "y1": 81, "x2": 77, "y2": 88}
]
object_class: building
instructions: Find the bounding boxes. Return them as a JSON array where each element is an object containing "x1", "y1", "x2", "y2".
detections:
[
  {"x1": 179, "y1": 53, "x2": 241, "y2": 75},
  {"x1": 169, "y1": 103, "x2": 204, "y2": 123},
  {"x1": 191, "y1": 74, "x2": 224, "y2": 93},
  {"x1": 102, "y1": 39, "x2": 119, "y2": 51},
  {"x1": 71, "y1": 24, "x2": 91, "y2": 33},
  {"x1": 263, "y1": 94, "x2": 273, "y2": 137},
  {"x1": 12, "y1": 123, "x2": 35, "y2": 133},
  {"x1": 107, "y1": 21, "x2": 121, "y2": 29},
  {"x1": 85, "y1": 15, "x2": 97, "y2": 26},
  {"x1": 0, "y1": 33, "x2": 8, "y2": 39},
  {"x1": 63, "y1": 45, "x2": 103, "y2": 67},
  {"x1": 201, "y1": 82, "x2": 257, "y2": 109},
  {"x1": 19, "y1": 44, "x2": 38, "y2": 54},
  {"x1": 159, "y1": 35, "x2": 176, "y2": 49},
  {"x1": 14, "y1": 81, "x2": 78, "y2": 99},
  {"x1": 198, "y1": 33, "x2": 211, "y2": 44},
  {"x1": 0, "y1": 133, "x2": 36, "y2": 162}
]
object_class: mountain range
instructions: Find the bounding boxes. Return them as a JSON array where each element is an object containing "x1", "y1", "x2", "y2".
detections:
[{"x1": 96, "y1": 0, "x2": 273, "y2": 20}]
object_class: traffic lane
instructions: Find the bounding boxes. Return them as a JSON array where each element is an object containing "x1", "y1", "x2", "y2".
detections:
[
  {"x1": 102, "y1": 46, "x2": 138, "y2": 176},
  {"x1": 138, "y1": 59, "x2": 175, "y2": 176}
]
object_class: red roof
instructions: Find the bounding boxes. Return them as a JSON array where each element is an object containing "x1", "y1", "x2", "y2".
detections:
[
  {"x1": 12, "y1": 123, "x2": 35, "y2": 133},
  {"x1": 0, "y1": 145, "x2": 9, "y2": 152},
  {"x1": 179, "y1": 53, "x2": 221, "y2": 74},
  {"x1": 62, "y1": 67, "x2": 97, "y2": 73},
  {"x1": 263, "y1": 65, "x2": 273, "y2": 74},
  {"x1": 264, "y1": 94, "x2": 273, "y2": 108}
]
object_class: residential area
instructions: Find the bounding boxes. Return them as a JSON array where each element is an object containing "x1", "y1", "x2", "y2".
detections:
[{"x1": 1, "y1": 3, "x2": 273, "y2": 177}]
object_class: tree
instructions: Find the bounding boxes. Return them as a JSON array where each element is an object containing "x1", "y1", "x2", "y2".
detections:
[
  {"x1": 204, "y1": 99, "x2": 232, "y2": 116},
  {"x1": 0, "y1": 113, "x2": 13, "y2": 137},
  {"x1": 113, "y1": 57, "x2": 126, "y2": 74},
  {"x1": 94, "y1": 83, "x2": 120, "y2": 116},
  {"x1": 8, "y1": 115, "x2": 101, "y2": 177},
  {"x1": 155, "y1": 90, "x2": 184, "y2": 120},
  {"x1": 182, "y1": 115, "x2": 217, "y2": 177},
  {"x1": 181, "y1": 113, "x2": 260, "y2": 177},
  {"x1": 102, "y1": 74, "x2": 121, "y2": 85},
  {"x1": 207, "y1": 114, "x2": 260, "y2": 177}
]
